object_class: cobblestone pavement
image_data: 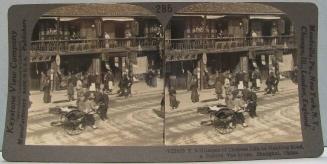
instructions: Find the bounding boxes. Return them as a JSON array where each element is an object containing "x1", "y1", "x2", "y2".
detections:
[
  {"x1": 26, "y1": 80, "x2": 164, "y2": 146},
  {"x1": 165, "y1": 79, "x2": 302, "y2": 145}
]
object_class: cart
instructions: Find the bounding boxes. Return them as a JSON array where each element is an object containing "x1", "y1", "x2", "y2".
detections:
[{"x1": 50, "y1": 106, "x2": 85, "y2": 135}]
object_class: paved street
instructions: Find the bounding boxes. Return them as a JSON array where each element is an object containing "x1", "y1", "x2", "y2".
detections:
[
  {"x1": 165, "y1": 79, "x2": 303, "y2": 145},
  {"x1": 26, "y1": 78, "x2": 302, "y2": 146},
  {"x1": 26, "y1": 80, "x2": 164, "y2": 146}
]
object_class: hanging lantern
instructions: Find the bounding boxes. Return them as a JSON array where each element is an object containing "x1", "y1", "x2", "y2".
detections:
[{"x1": 55, "y1": 54, "x2": 60, "y2": 66}]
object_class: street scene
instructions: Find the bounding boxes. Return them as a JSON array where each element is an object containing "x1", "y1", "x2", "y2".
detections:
[
  {"x1": 26, "y1": 80, "x2": 164, "y2": 146},
  {"x1": 27, "y1": 3, "x2": 165, "y2": 146},
  {"x1": 26, "y1": 2, "x2": 302, "y2": 146},
  {"x1": 164, "y1": 2, "x2": 302, "y2": 145},
  {"x1": 165, "y1": 79, "x2": 301, "y2": 145}
]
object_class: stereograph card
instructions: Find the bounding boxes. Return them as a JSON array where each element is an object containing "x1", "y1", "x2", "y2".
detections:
[{"x1": 2, "y1": 1, "x2": 324, "y2": 162}]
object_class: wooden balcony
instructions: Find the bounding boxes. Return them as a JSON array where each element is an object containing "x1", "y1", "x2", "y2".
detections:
[
  {"x1": 30, "y1": 37, "x2": 160, "y2": 56},
  {"x1": 165, "y1": 35, "x2": 296, "y2": 54},
  {"x1": 31, "y1": 35, "x2": 295, "y2": 58}
]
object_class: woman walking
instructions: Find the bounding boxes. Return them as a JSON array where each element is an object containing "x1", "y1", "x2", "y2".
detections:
[{"x1": 190, "y1": 75, "x2": 199, "y2": 103}]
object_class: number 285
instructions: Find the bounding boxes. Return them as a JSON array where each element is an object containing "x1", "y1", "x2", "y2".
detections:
[{"x1": 155, "y1": 4, "x2": 173, "y2": 13}]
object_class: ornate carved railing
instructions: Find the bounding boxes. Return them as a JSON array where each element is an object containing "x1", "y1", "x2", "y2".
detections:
[
  {"x1": 31, "y1": 37, "x2": 160, "y2": 52},
  {"x1": 31, "y1": 35, "x2": 295, "y2": 53},
  {"x1": 165, "y1": 35, "x2": 295, "y2": 51}
]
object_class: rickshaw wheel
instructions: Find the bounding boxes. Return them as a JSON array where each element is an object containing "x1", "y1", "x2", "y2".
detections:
[
  {"x1": 63, "y1": 118, "x2": 83, "y2": 136},
  {"x1": 213, "y1": 117, "x2": 233, "y2": 134},
  {"x1": 215, "y1": 125, "x2": 233, "y2": 134},
  {"x1": 65, "y1": 127, "x2": 83, "y2": 136}
]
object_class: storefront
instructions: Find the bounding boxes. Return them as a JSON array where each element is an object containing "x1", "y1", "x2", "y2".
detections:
[
  {"x1": 165, "y1": 51, "x2": 200, "y2": 89},
  {"x1": 29, "y1": 54, "x2": 52, "y2": 90}
]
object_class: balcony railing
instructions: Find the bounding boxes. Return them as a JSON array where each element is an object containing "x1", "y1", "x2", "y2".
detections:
[
  {"x1": 165, "y1": 35, "x2": 296, "y2": 51},
  {"x1": 31, "y1": 35, "x2": 295, "y2": 54},
  {"x1": 31, "y1": 37, "x2": 160, "y2": 52}
]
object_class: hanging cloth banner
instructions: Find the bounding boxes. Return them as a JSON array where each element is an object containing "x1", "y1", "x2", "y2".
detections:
[
  {"x1": 261, "y1": 55, "x2": 266, "y2": 66},
  {"x1": 202, "y1": 53, "x2": 207, "y2": 65},
  {"x1": 166, "y1": 52, "x2": 198, "y2": 62}
]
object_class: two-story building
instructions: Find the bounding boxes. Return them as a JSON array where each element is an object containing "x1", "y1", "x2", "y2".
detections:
[
  {"x1": 30, "y1": 4, "x2": 162, "y2": 90},
  {"x1": 165, "y1": 3, "x2": 296, "y2": 89}
]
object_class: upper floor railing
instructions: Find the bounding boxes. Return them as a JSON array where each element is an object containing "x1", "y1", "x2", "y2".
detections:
[
  {"x1": 165, "y1": 35, "x2": 296, "y2": 51},
  {"x1": 31, "y1": 35, "x2": 295, "y2": 53},
  {"x1": 31, "y1": 37, "x2": 160, "y2": 52}
]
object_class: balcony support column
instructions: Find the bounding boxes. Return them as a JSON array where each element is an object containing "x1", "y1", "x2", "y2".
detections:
[{"x1": 199, "y1": 53, "x2": 206, "y2": 90}]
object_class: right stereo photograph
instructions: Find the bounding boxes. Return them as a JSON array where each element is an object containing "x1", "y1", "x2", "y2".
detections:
[{"x1": 164, "y1": 2, "x2": 302, "y2": 145}]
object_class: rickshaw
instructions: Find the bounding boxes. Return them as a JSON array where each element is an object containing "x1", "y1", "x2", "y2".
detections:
[
  {"x1": 50, "y1": 106, "x2": 85, "y2": 135},
  {"x1": 199, "y1": 105, "x2": 236, "y2": 134}
]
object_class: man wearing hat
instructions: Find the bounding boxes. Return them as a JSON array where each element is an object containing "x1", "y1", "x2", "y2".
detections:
[
  {"x1": 82, "y1": 92, "x2": 99, "y2": 129},
  {"x1": 95, "y1": 84, "x2": 109, "y2": 121}
]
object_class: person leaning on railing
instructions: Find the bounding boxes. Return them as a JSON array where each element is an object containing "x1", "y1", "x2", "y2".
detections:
[
  {"x1": 104, "y1": 32, "x2": 110, "y2": 48},
  {"x1": 251, "y1": 30, "x2": 258, "y2": 46}
]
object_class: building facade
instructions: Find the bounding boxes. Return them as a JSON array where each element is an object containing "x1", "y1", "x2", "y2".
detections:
[
  {"x1": 30, "y1": 4, "x2": 162, "y2": 90},
  {"x1": 165, "y1": 3, "x2": 296, "y2": 90}
]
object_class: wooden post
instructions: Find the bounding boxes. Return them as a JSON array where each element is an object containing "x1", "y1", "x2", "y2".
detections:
[{"x1": 199, "y1": 54, "x2": 205, "y2": 90}]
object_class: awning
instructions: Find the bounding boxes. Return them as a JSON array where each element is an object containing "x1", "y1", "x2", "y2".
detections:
[
  {"x1": 250, "y1": 15, "x2": 280, "y2": 20},
  {"x1": 175, "y1": 14, "x2": 225, "y2": 19},
  {"x1": 39, "y1": 17, "x2": 79, "y2": 21},
  {"x1": 59, "y1": 17, "x2": 79, "y2": 21},
  {"x1": 102, "y1": 17, "x2": 134, "y2": 21},
  {"x1": 39, "y1": 17, "x2": 58, "y2": 20},
  {"x1": 175, "y1": 14, "x2": 203, "y2": 17},
  {"x1": 206, "y1": 15, "x2": 225, "y2": 19}
]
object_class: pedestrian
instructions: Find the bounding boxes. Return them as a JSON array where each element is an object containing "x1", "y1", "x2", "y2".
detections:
[
  {"x1": 147, "y1": 69, "x2": 154, "y2": 87},
  {"x1": 169, "y1": 87, "x2": 179, "y2": 109},
  {"x1": 190, "y1": 75, "x2": 199, "y2": 103},
  {"x1": 251, "y1": 68, "x2": 261, "y2": 91},
  {"x1": 160, "y1": 94, "x2": 165, "y2": 113},
  {"x1": 243, "y1": 87, "x2": 257, "y2": 118},
  {"x1": 273, "y1": 62, "x2": 280, "y2": 92},
  {"x1": 119, "y1": 74, "x2": 131, "y2": 97},
  {"x1": 43, "y1": 75, "x2": 51, "y2": 103},
  {"x1": 244, "y1": 71, "x2": 249, "y2": 89},
  {"x1": 204, "y1": 70, "x2": 210, "y2": 89},
  {"x1": 186, "y1": 70, "x2": 192, "y2": 91},
  {"x1": 236, "y1": 71, "x2": 245, "y2": 90},
  {"x1": 67, "y1": 73, "x2": 75, "y2": 101},
  {"x1": 127, "y1": 74, "x2": 133, "y2": 96},
  {"x1": 108, "y1": 70, "x2": 114, "y2": 93},
  {"x1": 40, "y1": 72, "x2": 46, "y2": 91},
  {"x1": 223, "y1": 75, "x2": 231, "y2": 98},
  {"x1": 215, "y1": 74, "x2": 224, "y2": 100},
  {"x1": 265, "y1": 71, "x2": 277, "y2": 95},
  {"x1": 82, "y1": 75, "x2": 89, "y2": 89},
  {"x1": 231, "y1": 90, "x2": 248, "y2": 128},
  {"x1": 95, "y1": 84, "x2": 109, "y2": 121},
  {"x1": 76, "y1": 76, "x2": 83, "y2": 102},
  {"x1": 104, "y1": 70, "x2": 114, "y2": 93},
  {"x1": 151, "y1": 70, "x2": 158, "y2": 88},
  {"x1": 81, "y1": 92, "x2": 99, "y2": 129}
]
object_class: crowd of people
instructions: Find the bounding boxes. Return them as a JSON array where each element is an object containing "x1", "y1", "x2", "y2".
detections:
[
  {"x1": 168, "y1": 63, "x2": 282, "y2": 128},
  {"x1": 39, "y1": 68, "x2": 137, "y2": 129}
]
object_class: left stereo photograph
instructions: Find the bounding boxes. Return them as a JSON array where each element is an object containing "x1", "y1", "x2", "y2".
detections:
[{"x1": 27, "y1": 3, "x2": 165, "y2": 146}]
